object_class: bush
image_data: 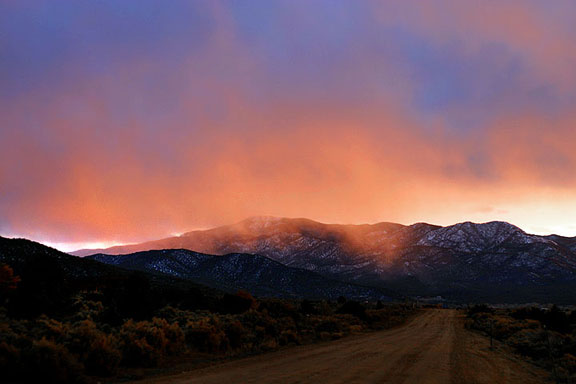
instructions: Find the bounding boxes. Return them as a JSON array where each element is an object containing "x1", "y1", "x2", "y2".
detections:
[
  {"x1": 0, "y1": 341, "x2": 21, "y2": 381},
  {"x1": 509, "y1": 329, "x2": 548, "y2": 359},
  {"x1": 492, "y1": 317, "x2": 528, "y2": 340},
  {"x1": 511, "y1": 307, "x2": 545, "y2": 321},
  {"x1": 544, "y1": 305, "x2": 571, "y2": 334},
  {"x1": 162, "y1": 321, "x2": 185, "y2": 355},
  {"x1": 185, "y1": 319, "x2": 226, "y2": 353},
  {"x1": 0, "y1": 264, "x2": 20, "y2": 305},
  {"x1": 219, "y1": 291, "x2": 257, "y2": 314},
  {"x1": 279, "y1": 330, "x2": 301, "y2": 346},
  {"x1": 0, "y1": 286, "x2": 418, "y2": 382},
  {"x1": 34, "y1": 316, "x2": 69, "y2": 342},
  {"x1": 468, "y1": 304, "x2": 494, "y2": 316},
  {"x1": 259, "y1": 299, "x2": 299, "y2": 319},
  {"x1": 119, "y1": 318, "x2": 184, "y2": 366},
  {"x1": 71, "y1": 295, "x2": 104, "y2": 322},
  {"x1": 316, "y1": 319, "x2": 341, "y2": 334},
  {"x1": 337, "y1": 301, "x2": 366, "y2": 319},
  {"x1": 224, "y1": 320, "x2": 246, "y2": 350},
  {"x1": 367, "y1": 308, "x2": 409, "y2": 329},
  {"x1": 300, "y1": 300, "x2": 316, "y2": 315},
  {"x1": 67, "y1": 320, "x2": 121, "y2": 376},
  {"x1": 23, "y1": 338, "x2": 85, "y2": 383},
  {"x1": 559, "y1": 353, "x2": 576, "y2": 380}
]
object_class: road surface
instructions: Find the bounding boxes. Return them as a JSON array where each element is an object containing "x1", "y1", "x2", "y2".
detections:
[{"x1": 140, "y1": 310, "x2": 549, "y2": 384}]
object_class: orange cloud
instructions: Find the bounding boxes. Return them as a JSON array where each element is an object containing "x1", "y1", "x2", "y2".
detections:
[{"x1": 2, "y1": 1, "x2": 576, "y2": 249}]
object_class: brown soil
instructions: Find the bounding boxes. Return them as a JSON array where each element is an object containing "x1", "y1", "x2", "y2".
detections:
[{"x1": 136, "y1": 309, "x2": 550, "y2": 384}]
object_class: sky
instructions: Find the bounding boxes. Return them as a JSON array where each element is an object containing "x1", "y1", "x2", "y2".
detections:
[{"x1": 1, "y1": 0, "x2": 576, "y2": 252}]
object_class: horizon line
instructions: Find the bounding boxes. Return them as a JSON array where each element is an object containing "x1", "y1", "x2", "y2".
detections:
[{"x1": 2, "y1": 216, "x2": 575, "y2": 254}]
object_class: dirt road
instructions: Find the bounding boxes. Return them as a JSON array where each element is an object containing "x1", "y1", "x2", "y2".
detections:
[{"x1": 140, "y1": 310, "x2": 549, "y2": 384}]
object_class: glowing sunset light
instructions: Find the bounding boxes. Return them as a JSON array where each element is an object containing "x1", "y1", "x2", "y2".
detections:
[{"x1": 1, "y1": 0, "x2": 576, "y2": 250}]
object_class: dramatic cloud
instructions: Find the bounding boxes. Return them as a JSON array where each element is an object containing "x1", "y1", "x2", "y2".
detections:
[{"x1": 1, "y1": 1, "x2": 575, "y2": 249}]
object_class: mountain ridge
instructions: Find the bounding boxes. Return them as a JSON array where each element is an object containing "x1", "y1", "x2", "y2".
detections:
[
  {"x1": 69, "y1": 217, "x2": 576, "y2": 303},
  {"x1": 75, "y1": 216, "x2": 573, "y2": 253},
  {"x1": 88, "y1": 249, "x2": 394, "y2": 300},
  {"x1": 0, "y1": 235, "x2": 391, "y2": 300}
]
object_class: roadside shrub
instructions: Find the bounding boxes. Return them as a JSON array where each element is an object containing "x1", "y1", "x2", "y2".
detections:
[
  {"x1": 156, "y1": 305, "x2": 180, "y2": 323},
  {"x1": 71, "y1": 296, "x2": 104, "y2": 322},
  {"x1": 238, "y1": 310, "x2": 281, "y2": 339},
  {"x1": 367, "y1": 308, "x2": 405, "y2": 329},
  {"x1": 559, "y1": 353, "x2": 576, "y2": 379},
  {"x1": 23, "y1": 338, "x2": 85, "y2": 383},
  {"x1": 544, "y1": 305, "x2": 571, "y2": 334},
  {"x1": 185, "y1": 319, "x2": 226, "y2": 353},
  {"x1": 0, "y1": 341, "x2": 21, "y2": 381},
  {"x1": 511, "y1": 307, "x2": 545, "y2": 321},
  {"x1": 0, "y1": 289, "x2": 418, "y2": 382},
  {"x1": 165, "y1": 324, "x2": 185, "y2": 355},
  {"x1": 316, "y1": 319, "x2": 341, "y2": 334},
  {"x1": 492, "y1": 317, "x2": 527, "y2": 340},
  {"x1": 224, "y1": 320, "x2": 246, "y2": 350},
  {"x1": 0, "y1": 264, "x2": 20, "y2": 305},
  {"x1": 468, "y1": 304, "x2": 494, "y2": 316},
  {"x1": 279, "y1": 330, "x2": 300, "y2": 346},
  {"x1": 509, "y1": 329, "x2": 548, "y2": 359},
  {"x1": 0, "y1": 318, "x2": 19, "y2": 343},
  {"x1": 119, "y1": 321, "x2": 156, "y2": 366},
  {"x1": 263, "y1": 317, "x2": 280, "y2": 338},
  {"x1": 300, "y1": 300, "x2": 316, "y2": 314},
  {"x1": 259, "y1": 338, "x2": 278, "y2": 351},
  {"x1": 84, "y1": 332, "x2": 121, "y2": 376},
  {"x1": 34, "y1": 316, "x2": 69, "y2": 342},
  {"x1": 67, "y1": 320, "x2": 121, "y2": 376},
  {"x1": 337, "y1": 301, "x2": 366, "y2": 319},
  {"x1": 258, "y1": 300, "x2": 298, "y2": 319},
  {"x1": 118, "y1": 318, "x2": 183, "y2": 366},
  {"x1": 349, "y1": 324, "x2": 364, "y2": 333},
  {"x1": 569, "y1": 310, "x2": 576, "y2": 326},
  {"x1": 316, "y1": 301, "x2": 335, "y2": 316},
  {"x1": 219, "y1": 291, "x2": 257, "y2": 314}
]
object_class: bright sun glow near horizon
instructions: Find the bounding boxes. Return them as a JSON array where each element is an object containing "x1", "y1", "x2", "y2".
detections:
[{"x1": 14, "y1": 213, "x2": 576, "y2": 254}]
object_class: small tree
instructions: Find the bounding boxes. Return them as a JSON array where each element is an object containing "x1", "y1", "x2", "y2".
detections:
[
  {"x1": 219, "y1": 291, "x2": 257, "y2": 314},
  {"x1": 0, "y1": 264, "x2": 20, "y2": 304}
]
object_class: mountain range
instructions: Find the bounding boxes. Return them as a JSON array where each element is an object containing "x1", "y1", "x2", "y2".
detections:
[
  {"x1": 0, "y1": 235, "x2": 391, "y2": 300},
  {"x1": 73, "y1": 217, "x2": 576, "y2": 303},
  {"x1": 0, "y1": 236, "x2": 215, "y2": 294},
  {"x1": 88, "y1": 249, "x2": 392, "y2": 299}
]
